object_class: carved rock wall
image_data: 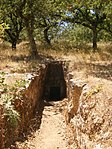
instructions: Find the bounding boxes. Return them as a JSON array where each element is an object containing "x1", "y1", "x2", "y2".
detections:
[
  {"x1": 0, "y1": 66, "x2": 47, "y2": 148},
  {"x1": 65, "y1": 73, "x2": 85, "y2": 123},
  {"x1": 65, "y1": 74, "x2": 112, "y2": 149},
  {"x1": 0, "y1": 105, "x2": 5, "y2": 149}
]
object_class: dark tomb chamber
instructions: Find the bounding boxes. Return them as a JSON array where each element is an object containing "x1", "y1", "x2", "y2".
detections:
[{"x1": 43, "y1": 62, "x2": 66, "y2": 101}]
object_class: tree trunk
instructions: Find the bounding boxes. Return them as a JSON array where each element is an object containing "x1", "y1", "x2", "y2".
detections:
[
  {"x1": 25, "y1": 19, "x2": 38, "y2": 59},
  {"x1": 5, "y1": 30, "x2": 17, "y2": 50},
  {"x1": 12, "y1": 40, "x2": 17, "y2": 50},
  {"x1": 44, "y1": 27, "x2": 51, "y2": 45},
  {"x1": 92, "y1": 28, "x2": 98, "y2": 51},
  {"x1": 27, "y1": 27, "x2": 38, "y2": 58}
]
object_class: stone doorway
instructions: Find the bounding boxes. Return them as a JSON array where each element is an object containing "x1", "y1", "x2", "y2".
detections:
[{"x1": 43, "y1": 61, "x2": 66, "y2": 101}]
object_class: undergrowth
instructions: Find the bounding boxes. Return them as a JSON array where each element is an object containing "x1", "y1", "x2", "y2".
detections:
[{"x1": 0, "y1": 71, "x2": 30, "y2": 128}]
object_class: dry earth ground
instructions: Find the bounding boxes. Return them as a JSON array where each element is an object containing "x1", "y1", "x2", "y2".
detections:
[{"x1": 0, "y1": 42, "x2": 112, "y2": 149}]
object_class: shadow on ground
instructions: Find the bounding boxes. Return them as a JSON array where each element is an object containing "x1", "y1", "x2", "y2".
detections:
[
  {"x1": 86, "y1": 63, "x2": 112, "y2": 81},
  {"x1": 10, "y1": 54, "x2": 54, "y2": 62},
  {"x1": 73, "y1": 61, "x2": 112, "y2": 81}
]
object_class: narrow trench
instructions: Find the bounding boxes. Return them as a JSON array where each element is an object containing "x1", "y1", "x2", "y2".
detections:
[
  {"x1": 13, "y1": 61, "x2": 68, "y2": 149},
  {"x1": 32, "y1": 62, "x2": 68, "y2": 149}
]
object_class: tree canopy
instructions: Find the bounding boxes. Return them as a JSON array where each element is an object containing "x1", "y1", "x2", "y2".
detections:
[{"x1": 0, "y1": 0, "x2": 112, "y2": 55}]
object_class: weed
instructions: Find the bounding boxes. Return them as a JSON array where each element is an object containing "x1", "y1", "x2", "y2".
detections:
[
  {"x1": 85, "y1": 84, "x2": 102, "y2": 99},
  {"x1": 0, "y1": 72, "x2": 8, "y2": 93},
  {"x1": 0, "y1": 72, "x2": 29, "y2": 128},
  {"x1": 1, "y1": 93, "x2": 20, "y2": 127}
]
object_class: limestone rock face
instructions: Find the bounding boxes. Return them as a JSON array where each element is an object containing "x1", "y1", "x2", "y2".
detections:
[
  {"x1": 0, "y1": 66, "x2": 46, "y2": 148},
  {"x1": 66, "y1": 79, "x2": 85, "y2": 123},
  {"x1": 0, "y1": 104, "x2": 4, "y2": 149},
  {"x1": 66, "y1": 80, "x2": 112, "y2": 149}
]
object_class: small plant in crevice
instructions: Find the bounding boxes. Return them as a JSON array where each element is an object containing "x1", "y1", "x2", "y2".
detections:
[
  {"x1": 14, "y1": 79, "x2": 30, "y2": 90},
  {"x1": 1, "y1": 93, "x2": 20, "y2": 128},
  {"x1": 0, "y1": 72, "x2": 30, "y2": 128},
  {"x1": 0, "y1": 71, "x2": 8, "y2": 93},
  {"x1": 85, "y1": 84, "x2": 102, "y2": 100}
]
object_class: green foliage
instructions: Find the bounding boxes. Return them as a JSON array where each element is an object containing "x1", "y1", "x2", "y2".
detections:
[
  {"x1": 0, "y1": 72, "x2": 8, "y2": 92},
  {"x1": 98, "y1": 30, "x2": 112, "y2": 42},
  {"x1": 58, "y1": 23, "x2": 92, "y2": 47},
  {"x1": 0, "y1": 0, "x2": 23, "y2": 48},
  {"x1": 0, "y1": 72, "x2": 30, "y2": 128},
  {"x1": 0, "y1": 23, "x2": 10, "y2": 38},
  {"x1": 1, "y1": 93, "x2": 20, "y2": 127},
  {"x1": 0, "y1": 72, "x2": 5, "y2": 83},
  {"x1": 62, "y1": 0, "x2": 112, "y2": 50},
  {"x1": 14, "y1": 80, "x2": 29, "y2": 88}
]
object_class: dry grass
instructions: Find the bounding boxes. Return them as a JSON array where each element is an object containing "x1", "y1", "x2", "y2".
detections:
[
  {"x1": 0, "y1": 41, "x2": 38, "y2": 73},
  {"x1": 0, "y1": 41, "x2": 111, "y2": 88},
  {"x1": 0, "y1": 41, "x2": 112, "y2": 73},
  {"x1": 0, "y1": 40, "x2": 111, "y2": 94}
]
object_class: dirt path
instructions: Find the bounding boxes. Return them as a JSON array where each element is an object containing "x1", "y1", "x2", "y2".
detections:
[{"x1": 31, "y1": 100, "x2": 68, "y2": 149}]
